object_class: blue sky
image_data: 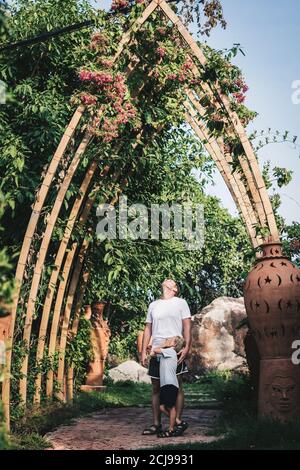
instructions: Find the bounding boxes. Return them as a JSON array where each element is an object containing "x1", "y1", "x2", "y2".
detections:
[{"x1": 92, "y1": 0, "x2": 300, "y2": 224}]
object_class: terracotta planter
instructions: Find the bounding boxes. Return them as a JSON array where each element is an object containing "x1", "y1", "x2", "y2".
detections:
[
  {"x1": 83, "y1": 304, "x2": 92, "y2": 321},
  {"x1": 244, "y1": 242, "x2": 300, "y2": 421},
  {"x1": 82, "y1": 301, "x2": 111, "y2": 391},
  {"x1": 244, "y1": 330, "x2": 260, "y2": 403}
]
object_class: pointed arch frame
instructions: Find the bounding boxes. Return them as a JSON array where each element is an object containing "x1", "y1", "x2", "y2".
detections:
[{"x1": 1, "y1": 0, "x2": 279, "y2": 430}]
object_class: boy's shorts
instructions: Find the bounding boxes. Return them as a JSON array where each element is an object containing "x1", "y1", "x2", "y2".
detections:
[
  {"x1": 148, "y1": 356, "x2": 188, "y2": 379},
  {"x1": 160, "y1": 384, "x2": 178, "y2": 408}
]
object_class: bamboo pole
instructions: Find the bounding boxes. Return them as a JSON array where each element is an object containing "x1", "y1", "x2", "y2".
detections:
[
  {"x1": 19, "y1": 124, "x2": 97, "y2": 405},
  {"x1": 33, "y1": 51, "x2": 142, "y2": 404},
  {"x1": 158, "y1": 0, "x2": 279, "y2": 241},
  {"x1": 66, "y1": 269, "x2": 90, "y2": 403},
  {"x1": 45, "y1": 194, "x2": 97, "y2": 398},
  {"x1": 33, "y1": 160, "x2": 111, "y2": 404},
  {"x1": 189, "y1": 82, "x2": 266, "y2": 240},
  {"x1": 187, "y1": 67, "x2": 267, "y2": 229},
  {"x1": 113, "y1": 0, "x2": 159, "y2": 61},
  {"x1": 1, "y1": 105, "x2": 85, "y2": 429},
  {"x1": 184, "y1": 104, "x2": 259, "y2": 248},
  {"x1": 53, "y1": 237, "x2": 90, "y2": 401},
  {"x1": 185, "y1": 90, "x2": 261, "y2": 246},
  {"x1": 53, "y1": 157, "x2": 141, "y2": 399},
  {"x1": 45, "y1": 160, "x2": 136, "y2": 399}
]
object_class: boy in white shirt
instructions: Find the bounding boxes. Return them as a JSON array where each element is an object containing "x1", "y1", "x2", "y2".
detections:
[{"x1": 150, "y1": 336, "x2": 186, "y2": 438}]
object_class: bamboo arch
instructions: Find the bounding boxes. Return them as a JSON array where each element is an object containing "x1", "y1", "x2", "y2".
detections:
[{"x1": 1, "y1": 0, "x2": 279, "y2": 430}]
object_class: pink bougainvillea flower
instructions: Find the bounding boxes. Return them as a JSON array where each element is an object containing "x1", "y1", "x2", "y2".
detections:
[
  {"x1": 233, "y1": 92, "x2": 245, "y2": 103},
  {"x1": 91, "y1": 32, "x2": 109, "y2": 44},
  {"x1": 111, "y1": 0, "x2": 129, "y2": 10},
  {"x1": 100, "y1": 58, "x2": 114, "y2": 68},
  {"x1": 80, "y1": 94, "x2": 98, "y2": 106},
  {"x1": 78, "y1": 70, "x2": 93, "y2": 81},
  {"x1": 156, "y1": 47, "x2": 166, "y2": 58},
  {"x1": 167, "y1": 73, "x2": 177, "y2": 81},
  {"x1": 182, "y1": 59, "x2": 193, "y2": 70},
  {"x1": 235, "y1": 78, "x2": 243, "y2": 88}
]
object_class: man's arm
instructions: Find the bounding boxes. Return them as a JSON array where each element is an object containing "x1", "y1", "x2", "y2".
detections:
[
  {"x1": 141, "y1": 322, "x2": 152, "y2": 367},
  {"x1": 177, "y1": 317, "x2": 191, "y2": 364}
]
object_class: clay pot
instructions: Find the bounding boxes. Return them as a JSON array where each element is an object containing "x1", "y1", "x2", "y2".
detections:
[
  {"x1": 84, "y1": 301, "x2": 111, "y2": 388},
  {"x1": 244, "y1": 242, "x2": 300, "y2": 358},
  {"x1": 84, "y1": 304, "x2": 92, "y2": 321},
  {"x1": 244, "y1": 241, "x2": 300, "y2": 421},
  {"x1": 244, "y1": 330, "x2": 260, "y2": 402},
  {"x1": 91, "y1": 301, "x2": 106, "y2": 319}
]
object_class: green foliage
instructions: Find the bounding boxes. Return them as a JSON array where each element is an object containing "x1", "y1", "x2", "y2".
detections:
[
  {"x1": 252, "y1": 128, "x2": 300, "y2": 157},
  {"x1": 65, "y1": 316, "x2": 94, "y2": 392},
  {"x1": 0, "y1": 401, "x2": 9, "y2": 450},
  {"x1": 83, "y1": 126, "x2": 253, "y2": 359},
  {"x1": 152, "y1": 418, "x2": 300, "y2": 450},
  {"x1": 282, "y1": 222, "x2": 300, "y2": 266}
]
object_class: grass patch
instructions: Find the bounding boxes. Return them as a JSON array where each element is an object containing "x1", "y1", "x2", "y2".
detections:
[
  {"x1": 9, "y1": 381, "x2": 152, "y2": 450},
  {"x1": 7, "y1": 372, "x2": 300, "y2": 450},
  {"x1": 150, "y1": 418, "x2": 300, "y2": 450},
  {"x1": 146, "y1": 371, "x2": 300, "y2": 450}
]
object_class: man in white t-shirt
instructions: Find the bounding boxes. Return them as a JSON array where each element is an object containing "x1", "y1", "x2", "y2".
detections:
[{"x1": 141, "y1": 279, "x2": 191, "y2": 436}]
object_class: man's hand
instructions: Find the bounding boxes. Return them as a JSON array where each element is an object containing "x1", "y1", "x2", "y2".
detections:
[
  {"x1": 141, "y1": 351, "x2": 148, "y2": 367},
  {"x1": 177, "y1": 346, "x2": 189, "y2": 364}
]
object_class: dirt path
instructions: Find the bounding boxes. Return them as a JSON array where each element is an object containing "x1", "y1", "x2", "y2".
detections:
[{"x1": 45, "y1": 407, "x2": 221, "y2": 450}]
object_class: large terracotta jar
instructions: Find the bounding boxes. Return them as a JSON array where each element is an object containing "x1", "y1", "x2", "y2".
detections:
[
  {"x1": 82, "y1": 301, "x2": 111, "y2": 391},
  {"x1": 84, "y1": 304, "x2": 92, "y2": 321},
  {"x1": 244, "y1": 242, "x2": 300, "y2": 421}
]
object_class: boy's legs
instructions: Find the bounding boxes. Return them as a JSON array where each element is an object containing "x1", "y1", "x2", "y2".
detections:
[
  {"x1": 169, "y1": 406, "x2": 177, "y2": 431},
  {"x1": 175, "y1": 374, "x2": 184, "y2": 424},
  {"x1": 159, "y1": 404, "x2": 176, "y2": 432},
  {"x1": 151, "y1": 378, "x2": 161, "y2": 426},
  {"x1": 159, "y1": 403, "x2": 169, "y2": 417}
]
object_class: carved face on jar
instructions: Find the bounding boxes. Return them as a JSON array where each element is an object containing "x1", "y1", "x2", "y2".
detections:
[{"x1": 269, "y1": 375, "x2": 298, "y2": 413}]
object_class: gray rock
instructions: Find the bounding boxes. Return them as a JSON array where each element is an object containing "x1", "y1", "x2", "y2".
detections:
[
  {"x1": 186, "y1": 296, "x2": 248, "y2": 374},
  {"x1": 108, "y1": 360, "x2": 152, "y2": 384}
]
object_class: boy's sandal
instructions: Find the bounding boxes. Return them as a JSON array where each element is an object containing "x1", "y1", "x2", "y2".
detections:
[
  {"x1": 157, "y1": 427, "x2": 184, "y2": 438},
  {"x1": 142, "y1": 424, "x2": 162, "y2": 435},
  {"x1": 176, "y1": 420, "x2": 189, "y2": 432}
]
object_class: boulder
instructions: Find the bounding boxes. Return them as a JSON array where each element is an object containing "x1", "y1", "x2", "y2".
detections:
[
  {"x1": 187, "y1": 296, "x2": 248, "y2": 374},
  {"x1": 108, "y1": 360, "x2": 151, "y2": 384}
]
